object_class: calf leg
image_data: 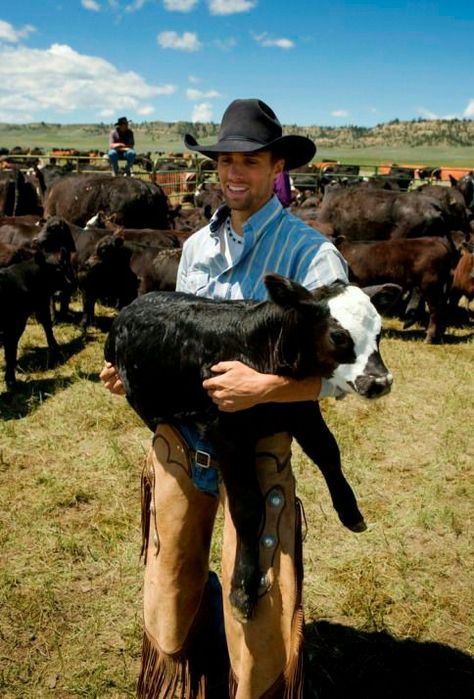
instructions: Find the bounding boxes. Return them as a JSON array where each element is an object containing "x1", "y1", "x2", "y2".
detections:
[
  {"x1": 292, "y1": 403, "x2": 366, "y2": 532},
  {"x1": 215, "y1": 434, "x2": 263, "y2": 622}
]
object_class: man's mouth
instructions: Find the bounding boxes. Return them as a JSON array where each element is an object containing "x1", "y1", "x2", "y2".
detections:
[{"x1": 227, "y1": 184, "x2": 247, "y2": 194}]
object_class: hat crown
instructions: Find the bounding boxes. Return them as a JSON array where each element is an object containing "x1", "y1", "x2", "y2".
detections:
[{"x1": 218, "y1": 99, "x2": 282, "y2": 146}]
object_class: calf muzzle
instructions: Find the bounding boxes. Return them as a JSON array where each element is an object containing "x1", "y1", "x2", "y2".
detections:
[{"x1": 354, "y1": 372, "x2": 393, "y2": 399}]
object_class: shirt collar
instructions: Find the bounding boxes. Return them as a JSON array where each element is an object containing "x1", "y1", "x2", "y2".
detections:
[{"x1": 208, "y1": 195, "x2": 283, "y2": 237}]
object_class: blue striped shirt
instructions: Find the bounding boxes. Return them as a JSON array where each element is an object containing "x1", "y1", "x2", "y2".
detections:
[
  {"x1": 176, "y1": 194, "x2": 349, "y2": 398},
  {"x1": 177, "y1": 194, "x2": 348, "y2": 300}
]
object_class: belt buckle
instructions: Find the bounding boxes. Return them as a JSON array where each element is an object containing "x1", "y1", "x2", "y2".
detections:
[{"x1": 195, "y1": 449, "x2": 211, "y2": 468}]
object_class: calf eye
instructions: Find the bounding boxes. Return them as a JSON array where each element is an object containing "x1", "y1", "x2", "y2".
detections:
[{"x1": 330, "y1": 330, "x2": 351, "y2": 348}]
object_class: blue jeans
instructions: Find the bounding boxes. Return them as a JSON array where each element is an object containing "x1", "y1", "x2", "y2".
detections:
[{"x1": 107, "y1": 148, "x2": 136, "y2": 175}]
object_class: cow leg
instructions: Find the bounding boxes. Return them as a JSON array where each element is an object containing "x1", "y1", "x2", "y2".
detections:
[
  {"x1": 423, "y1": 285, "x2": 446, "y2": 344},
  {"x1": 215, "y1": 433, "x2": 263, "y2": 622},
  {"x1": 80, "y1": 290, "x2": 96, "y2": 328},
  {"x1": 35, "y1": 302, "x2": 60, "y2": 357},
  {"x1": 292, "y1": 403, "x2": 366, "y2": 532},
  {"x1": 3, "y1": 319, "x2": 26, "y2": 389},
  {"x1": 403, "y1": 288, "x2": 425, "y2": 329}
]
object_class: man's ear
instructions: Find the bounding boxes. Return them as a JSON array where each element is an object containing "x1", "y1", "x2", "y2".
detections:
[{"x1": 273, "y1": 158, "x2": 285, "y2": 177}]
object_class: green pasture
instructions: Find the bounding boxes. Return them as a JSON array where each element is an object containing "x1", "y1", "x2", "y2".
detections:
[
  {"x1": 0, "y1": 300, "x2": 473, "y2": 697},
  {"x1": 1, "y1": 122, "x2": 474, "y2": 168}
]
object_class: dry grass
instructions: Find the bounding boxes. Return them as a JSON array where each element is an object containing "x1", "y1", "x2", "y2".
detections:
[{"x1": 0, "y1": 304, "x2": 473, "y2": 697}]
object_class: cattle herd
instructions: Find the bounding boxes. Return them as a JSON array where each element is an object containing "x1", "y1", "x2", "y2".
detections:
[{"x1": 0, "y1": 161, "x2": 473, "y2": 390}]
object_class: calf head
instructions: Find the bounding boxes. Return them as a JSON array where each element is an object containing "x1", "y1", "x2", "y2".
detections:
[
  {"x1": 324, "y1": 282, "x2": 401, "y2": 398},
  {"x1": 264, "y1": 274, "x2": 358, "y2": 378}
]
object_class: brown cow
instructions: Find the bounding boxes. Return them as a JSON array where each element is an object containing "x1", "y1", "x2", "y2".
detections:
[
  {"x1": 335, "y1": 235, "x2": 460, "y2": 343},
  {"x1": 44, "y1": 174, "x2": 170, "y2": 229},
  {"x1": 416, "y1": 183, "x2": 471, "y2": 234},
  {"x1": 449, "y1": 242, "x2": 474, "y2": 318},
  {"x1": 317, "y1": 185, "x2": 449, "y2": 240}
]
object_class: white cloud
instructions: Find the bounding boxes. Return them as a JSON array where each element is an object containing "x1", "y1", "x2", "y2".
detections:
[
  {"x1": 137, "y1": 104, "x2": 155, "y2": 115},
  {"x1": 416, "y1": 106, "x2": 457, "y2": 120},
  {"x1": 463, "y1": 100, "x2": 474, "y2": 118},
  {"x1": 164, "y1": 0, "x2": 199, "y2": 11},
  {"x1": 188, "y1": 75, "x2": 201, "y2": 84},
  {"x1": 0, "y1": 43, "x2": 176, "y2": 122},
  {"x1": 186, "y1": 88, "x2": 220, "y2": 100},
  {"x1": 208, "y1": 0, "x2": 256, "y2": 15},
  {"x1": 253, "y1": 33, "x2": 293, "y2": 49},
  {"x1": 213, "y1": 37, "x2": 237, "y2": 50},
  {"x1": 192, "y1": 102, "x2": 213, "y2": 122},
  {"x1": 81, "y1": 0, "x2": 101, "y2": 11},
  {"x1": 0, "y1": 19, "x2": 36, "y2": 43},
  {"x1": 157, "y1": 30, "x2": 201, "y2": 51},
  {"x1": 125, "y1": 0, "x2": 148, "y2": 11},
  {"x1": 100, "y1": 108, "x2": 115, "y2": 117},
  {"x1": 331, "y1": 110, "x2": 349, "y2": 118}
]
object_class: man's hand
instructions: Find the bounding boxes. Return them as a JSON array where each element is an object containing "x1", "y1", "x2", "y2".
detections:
[
  {"x1": 203, "y1": 361, "x2": 322, "y2": 412},
  {"x1": 99, "y1": 362, "x2": 126, "y2": 395},
  {"x1": 202, "y1": 361, "x2": 272, "y2": 412}
]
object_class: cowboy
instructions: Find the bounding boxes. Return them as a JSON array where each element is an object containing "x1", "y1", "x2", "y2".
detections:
[
  {"x1": 108, "y1": 116, "x2": 136, "y2": 176},
  {"x1": 101, "y1": 98, "x2": 349, "y2": 697}
]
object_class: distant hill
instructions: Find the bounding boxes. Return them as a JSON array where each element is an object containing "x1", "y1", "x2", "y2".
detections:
[{"x1": 1, "y1": 117, "x2": 474, "y2": 167}]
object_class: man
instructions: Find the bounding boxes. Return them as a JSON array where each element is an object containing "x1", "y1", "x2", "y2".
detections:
[
  {"x1": 101, "y1": 98, "x2": 348, "y2": 698},
  {"x1": 108, "y1": 116, "x2": 136, "y2": 176}
]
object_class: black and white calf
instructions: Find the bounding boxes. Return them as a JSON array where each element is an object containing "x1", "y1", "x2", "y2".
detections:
[{"x1": 104, "y1": 274, "x2": 398, "y2": 621}]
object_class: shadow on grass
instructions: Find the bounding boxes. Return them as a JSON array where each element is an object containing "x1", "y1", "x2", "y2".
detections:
[
  {"x1": 0, "y1": 375, "x2": 76, "y2": 420},
  {"x1": 305, "y1": 620, "x2": 474, "y2": 699},
  {"x1": 13, "y1": 334, "x2": 88, "y2": 375},
  {"x1": 383, "y1": 327, "x2": 474, "y2": 344}
]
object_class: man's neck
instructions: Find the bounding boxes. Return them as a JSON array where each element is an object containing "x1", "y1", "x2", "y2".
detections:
[{"x1": 230, "y1": 196, "x2": 273, "y2": 236}]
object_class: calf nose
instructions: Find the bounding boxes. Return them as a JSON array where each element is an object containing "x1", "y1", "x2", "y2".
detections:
[{"x1": 354, "y1": 372, "x2": 393, "y2": 399}]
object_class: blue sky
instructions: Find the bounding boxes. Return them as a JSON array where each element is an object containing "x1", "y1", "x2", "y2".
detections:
[{"x1": 0, "y1": 0, "x2": 472, "y2": 127}]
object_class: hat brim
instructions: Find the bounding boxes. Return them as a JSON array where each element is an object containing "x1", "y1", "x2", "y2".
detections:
[{"x1": 184, "y1": 133, "x2": 316, "y2": 171}]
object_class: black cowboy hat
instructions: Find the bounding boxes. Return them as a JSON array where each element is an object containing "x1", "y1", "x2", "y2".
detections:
[
  {"x1": 115, "y1": 116, "x2": 129, "y2": 126},
  {"x1": 184, "y1": 98, "x2": 316, "y2": 171}
]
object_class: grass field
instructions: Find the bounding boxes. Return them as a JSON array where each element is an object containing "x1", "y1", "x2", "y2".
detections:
[
  {"x1": 2, "y1": 122, "x2": 474, "y2": 169},
  {"x1": 0, "y1": 298, "x2": 473, "y2": 698}
]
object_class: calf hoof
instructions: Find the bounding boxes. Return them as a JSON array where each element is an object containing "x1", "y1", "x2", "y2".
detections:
[
  {"x1": 339, "y1": 508, "x2": 367, "y2": 533},
  {"x1": 347, "y1": 519, "x2": 367, "y2": 533},
  {"x1": 229, "y1": 586, "x2": 256, "y2": 623},
  {"x1": 425, "y1": 335, "x2": 442, "y2": 345},
  {"x1": 5, "y1": 376, "x2": 17, "y2": 391}
]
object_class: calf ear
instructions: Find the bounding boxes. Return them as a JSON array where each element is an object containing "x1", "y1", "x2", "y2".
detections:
[
  {"x1": 264, "y1": 273, "x2": 313, "y2": 308},
  {"x1": 362, "y1": 282, "x2": 402, "y2": 312}
]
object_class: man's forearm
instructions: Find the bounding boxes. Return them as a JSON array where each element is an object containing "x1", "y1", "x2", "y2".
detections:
[{"x1": 259, "y1": 373, "x2": 322, "y2": 403}]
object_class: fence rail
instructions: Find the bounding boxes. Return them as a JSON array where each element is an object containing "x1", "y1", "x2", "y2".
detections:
[{"x1": 2, "y1": 153, "x2": 472, "y2": 203}]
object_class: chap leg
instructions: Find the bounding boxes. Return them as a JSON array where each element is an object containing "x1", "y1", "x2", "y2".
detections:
[
  {"x1": 138, "y1": 424, "x2": 227, "y2": 698},
  {"x1": 221, "y1": 433, "x2": 305, "y2": 699}
]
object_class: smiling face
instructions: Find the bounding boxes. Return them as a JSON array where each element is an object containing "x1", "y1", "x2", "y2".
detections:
[{"x1": 217, "y1": 150, "x2": 284, "y2": 222}]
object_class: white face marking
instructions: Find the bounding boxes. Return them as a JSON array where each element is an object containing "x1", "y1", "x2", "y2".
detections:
[{"x1": 327, "y1": 286, "x2": 390, "y2": 394}]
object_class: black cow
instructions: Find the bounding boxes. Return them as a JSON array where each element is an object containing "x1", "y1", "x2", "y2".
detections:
[
  {"x1": 0, "y1": 169, "x2": 43, "y2": 217},
  {"x1": 104, "y1": 274, "x2": 398, "y2": 621},
  {"x1": 77, "y1": 236, "x2": 139, "y2": 327},
  {"x1": 0, "y1": 249, "x2": 75, "y2": 388}
]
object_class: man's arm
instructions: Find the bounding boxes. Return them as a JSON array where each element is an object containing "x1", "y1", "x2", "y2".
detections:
[{"x1": 202, "y1": 361, "x2": 321, "y2": 412}]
